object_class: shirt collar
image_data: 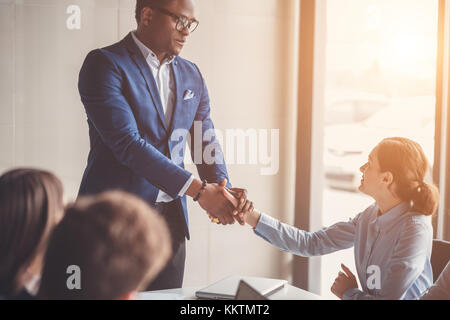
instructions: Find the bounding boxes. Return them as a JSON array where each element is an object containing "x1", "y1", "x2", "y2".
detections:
[
  {"x1": 372, "y1": 202, "x2": 411, "y2": 232},
  {"x1": 131, "y1": 30, "x2": 175, "y2": 67}
]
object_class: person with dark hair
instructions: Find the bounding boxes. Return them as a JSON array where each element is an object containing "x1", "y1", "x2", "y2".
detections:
[
  {"x1": 38, "y1": 191, "x2": 172, "y2": 300},
  {"x1": 135, "y1": 0, "x2": 173, "y2": 23},
  {"x1": 229, "y1": 137, "x2": 438, "y2": 300},
  {"x1": 0, "y1": 168, "x2": 64, "y2": 300},
  {"x1": 78, "y1": 0, "x2": 247, "y2": 291}
]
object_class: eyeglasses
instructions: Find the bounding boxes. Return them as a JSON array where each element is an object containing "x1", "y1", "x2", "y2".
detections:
[{"x1": 152, "y1": 7, "x2": 199, "y2": 33}]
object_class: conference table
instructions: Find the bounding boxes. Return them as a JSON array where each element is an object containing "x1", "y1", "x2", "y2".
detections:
[{"x1": 139, "y1": 282, "x2": 323, "y2": 300}]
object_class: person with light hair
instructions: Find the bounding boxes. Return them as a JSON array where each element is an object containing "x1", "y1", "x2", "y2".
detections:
[{"x1": 38, "y1": 191, "x2": 172, "y2": 300}]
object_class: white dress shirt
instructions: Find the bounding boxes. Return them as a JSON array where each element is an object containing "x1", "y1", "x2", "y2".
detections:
[{"x1": 131, "y1": 31, "x2": 194, "y2": 203}]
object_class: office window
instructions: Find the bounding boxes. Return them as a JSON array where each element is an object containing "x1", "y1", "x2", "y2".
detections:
[{"x1": 318, "y1": 0, "x2": 439, "y2": 299}]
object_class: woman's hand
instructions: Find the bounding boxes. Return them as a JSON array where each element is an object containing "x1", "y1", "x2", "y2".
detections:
[
  {"x1": 208, "y1": 202, "x2": 254, "y2": 227},
  {"x1": 207, "y1": 188, "x2": 256, "y2": 227},
  {"x1": 231, "y1": 194, "x2": 260, "y2": 229},
  {"x1": 225, "y1": 187, "x2": 251, "y2": 226},
  {"x1": 208, "y1": 200, "x2": 259, "y2": 228},
  {"x1": 331, "y1": 264, "x2": 358, "y2": 299},
  {"x1": 205, "y1": 184, "x2": 261, "y2": 227},
  {"x1": 226, "y1": 188, "x2": 248, "y2": 214}
]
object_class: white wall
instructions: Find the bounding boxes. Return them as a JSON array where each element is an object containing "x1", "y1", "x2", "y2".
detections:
[{"x1": 0, "y1": 0, "x2": 299, "y2": 287}]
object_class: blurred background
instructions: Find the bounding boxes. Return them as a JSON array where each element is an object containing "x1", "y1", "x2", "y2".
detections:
[
  {"x1": 320, "y1": 0, "x2": 439, "y2": 298},
  {"x1": 0, "y1": 0, "x2": 448, "y2": 299}
]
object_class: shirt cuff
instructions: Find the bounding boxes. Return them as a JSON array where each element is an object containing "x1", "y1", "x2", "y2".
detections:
[
  {"x1": 178, "y1": 174, "x2": 194, "y2": 197},
  {"x1": 156, "y1": 175, "x2": 194, "y2": 203},
  {"x1": 253, "y1": 213, "x2": 282, "y2": 243},
  {"x1": 254, "y1": 213, "x2": 279, "y2": 233}
]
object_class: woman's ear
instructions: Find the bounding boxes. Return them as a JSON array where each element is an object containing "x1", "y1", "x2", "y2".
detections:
[
  {"x1": 382, "y1": 171, "x2": 394, "y2": 186},
  {"x1": 382, "y1": 171, "x2": 398, "y2": 197}
]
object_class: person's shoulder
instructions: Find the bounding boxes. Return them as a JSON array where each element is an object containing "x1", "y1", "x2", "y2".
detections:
[
  {"x1": 84, "y1": 35, "x2": 131, "y2": 65},
  {"x1": 174, "y1": 55, "x2": 196, "y2": 67},
  {"x1": 396, "y1": 210, "x2": 433, "y2": 241},
  {"x1": 174, "y1": 56, "x2": 203, "y2": 76},
  {"x1": 404, "y1": 210, "x2": 433, "y2": 230}
]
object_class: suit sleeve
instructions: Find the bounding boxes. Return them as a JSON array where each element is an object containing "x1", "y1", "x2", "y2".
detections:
[
  {"x1": 189, "y1": 64, "x2": 231, "y2": 188},
  {"x1": 78, "y1": 49, "x2": 192, "y2": 198}
]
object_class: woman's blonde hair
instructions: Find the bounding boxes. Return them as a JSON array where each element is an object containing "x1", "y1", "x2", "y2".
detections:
[{"x1": 376, "y1": 137, "x2": 439, "y2": 216}]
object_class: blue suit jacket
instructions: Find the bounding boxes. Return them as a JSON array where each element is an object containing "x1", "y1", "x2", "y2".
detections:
[{"x1": 78, "y1": 33, "x2": 231, "y2": 239}]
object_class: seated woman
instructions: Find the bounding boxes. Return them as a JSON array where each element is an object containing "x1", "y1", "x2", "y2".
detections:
[
  {"x1": 229, "y1": 137, "x2": 438, "y2": 300},
  {"x1": 0, "y1": 168, "x2": 64, "y2": 299}
]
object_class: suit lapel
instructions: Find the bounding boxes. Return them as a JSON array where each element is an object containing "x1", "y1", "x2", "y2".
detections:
[
  {"x1": 124, "y1": 33, "x2": 168, "y2": 132},
  {"x1": 169, "y1": 57, "x2": 185, "y2": 135}
]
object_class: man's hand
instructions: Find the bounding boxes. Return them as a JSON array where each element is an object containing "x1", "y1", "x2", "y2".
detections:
[
  {"x1": 331, "y1": 264, "x2": 358, "y2": 299},
  {"x1": 197, "y1": 179, "x2": 238, "y2": 225},
  {"x1": 208, "y1": 186, "x2": 255, "y2": 226},
  {"x1": 225, "y1": 187, "x2": 251, "y2": 226}
]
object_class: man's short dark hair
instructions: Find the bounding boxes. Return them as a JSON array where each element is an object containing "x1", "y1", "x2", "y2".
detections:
[
  {"x1": 38, "y1": 191, "x2": 172, "y2": 300},
  {"x1": 135, "y1": 0, "x2": 174, "y2": 24}
]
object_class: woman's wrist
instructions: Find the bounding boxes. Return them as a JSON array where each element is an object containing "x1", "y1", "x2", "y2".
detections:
[{"x1": 246, "y1": 209, "x2": 262, "y2": 229}]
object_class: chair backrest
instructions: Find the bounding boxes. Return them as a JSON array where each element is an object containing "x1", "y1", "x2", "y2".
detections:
[{"x1": 431, "y1": 239, "x2": 450, "y2": 282}]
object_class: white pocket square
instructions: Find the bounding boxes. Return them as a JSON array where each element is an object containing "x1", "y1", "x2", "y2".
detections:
[{"x1": 183, "y1": 90, "x2": 195, "y2": 100}]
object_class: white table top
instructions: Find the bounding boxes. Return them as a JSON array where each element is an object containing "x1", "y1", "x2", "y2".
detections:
[{"x1": 139, "y1": 284, "x2": 323, "y2": 300}]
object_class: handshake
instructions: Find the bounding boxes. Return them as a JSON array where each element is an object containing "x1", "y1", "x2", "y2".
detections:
[{"x1": 186, "y1": 178, "x2": 260, "y2": 227}]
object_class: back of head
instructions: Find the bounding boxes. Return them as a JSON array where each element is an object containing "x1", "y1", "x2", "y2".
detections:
[
  {"x1": 376, "y1": 137, "x2": 439, "y2": 216},
  {"x1": 38, "y1": 191, "x2": 172, "y2": 300},
  {"x1": 0, "y1": 168, "x2": 64, "y2": 297}
]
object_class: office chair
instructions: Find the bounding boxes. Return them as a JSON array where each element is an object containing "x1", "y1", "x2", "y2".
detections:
[{"x1": 431, "y1": 239, "x2": 450, "y2": 282}]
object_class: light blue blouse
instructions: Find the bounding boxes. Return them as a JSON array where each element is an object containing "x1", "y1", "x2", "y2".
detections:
[{"x1": 254, "y1": 202, "x2": 433, "y2": 300}]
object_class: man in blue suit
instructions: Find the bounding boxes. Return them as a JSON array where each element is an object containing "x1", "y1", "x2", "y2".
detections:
[{"x1": 78, "y1": 0, "x2": 246, "y2": 290}]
